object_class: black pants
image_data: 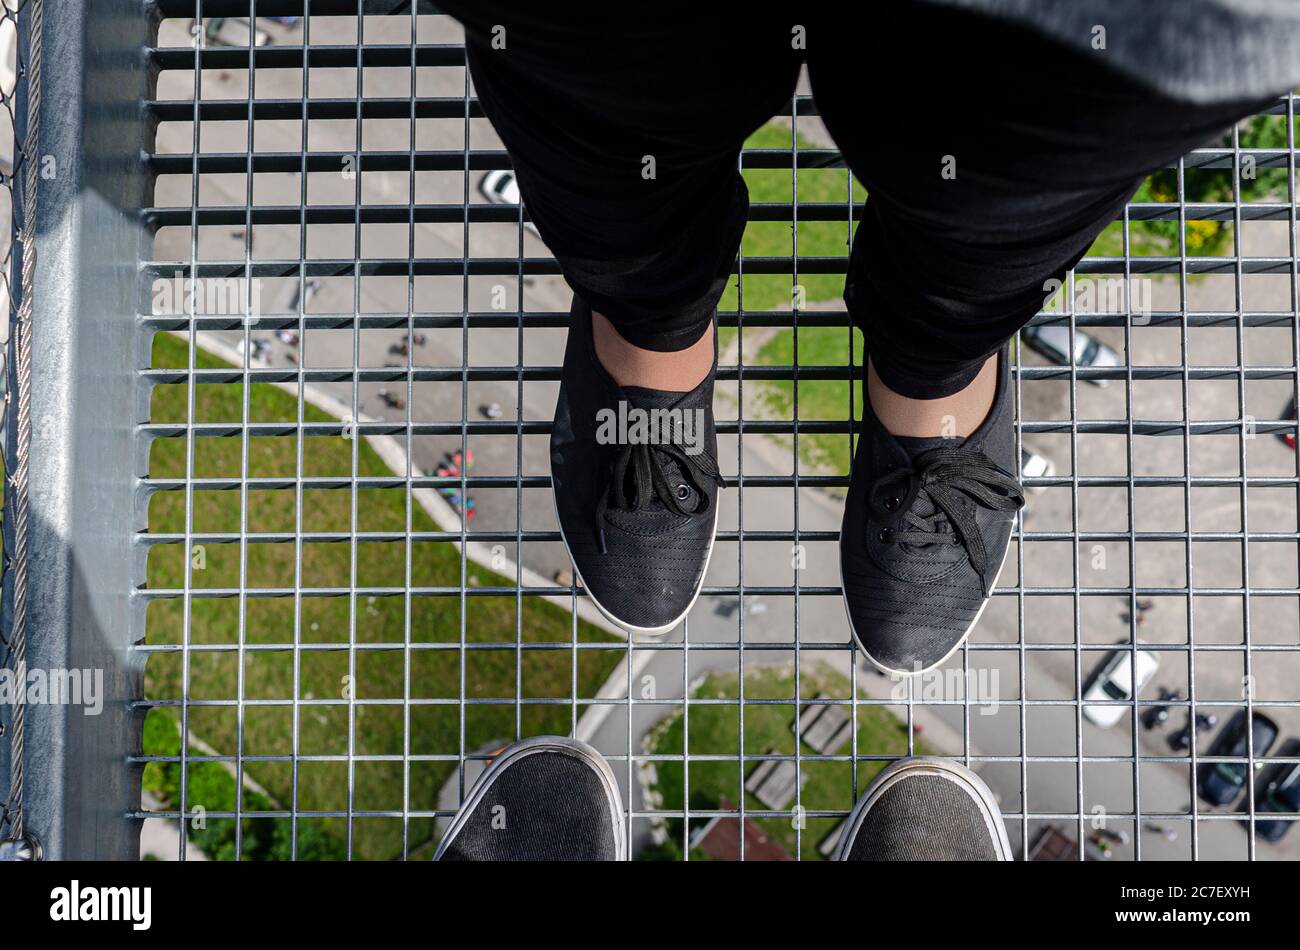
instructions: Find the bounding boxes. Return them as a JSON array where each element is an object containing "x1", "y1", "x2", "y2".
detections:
[{"x1": 442, "y1": 3, "x2": 1273, "y2": 398}]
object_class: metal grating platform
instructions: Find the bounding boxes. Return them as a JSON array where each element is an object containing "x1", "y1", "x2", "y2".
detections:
[{"x1": 4, "y1": 1, "x2": 1298, "y2": 860}]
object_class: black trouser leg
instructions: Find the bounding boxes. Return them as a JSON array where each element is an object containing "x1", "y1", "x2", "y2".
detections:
[
  {"x1": 442, "y1": 4, "x2": 801, "y2": 350},
  {"x1": 807, "y1": 3, "x2": 1277, "y2": 398},
  {"x1": 440, "y1": 3, "x2": 1276, "y2": 383}
]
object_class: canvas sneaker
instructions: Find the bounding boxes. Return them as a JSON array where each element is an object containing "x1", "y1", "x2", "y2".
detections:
[
  {"x1": 435, "y1": 736, "x2": 625, "y2": 861},
  {"x1": 840, "y1": 345, "x2": 1023, "y2": 674},
  {"x1": 550, "y1": 298, "x2": 723, "y2": 636},
  {"x1": 834, "y1": 756, "x2": 1012, "y2": 861}
]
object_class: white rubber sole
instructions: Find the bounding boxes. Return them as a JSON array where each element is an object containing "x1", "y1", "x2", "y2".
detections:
[
  {"x1": 550, "y1": 484, "x2": 719, "y2": 639},
  {"x1": 433, "y1": 735, "x2": 627, "y2": 861},
  {"x1": 833, "y1": 755, "x2": 1013, "y2": 861},
  {"x1": 839, "y1": 528, "x2": 1013, "y2": 677}
]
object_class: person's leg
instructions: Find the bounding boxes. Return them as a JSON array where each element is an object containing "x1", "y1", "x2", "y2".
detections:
[
  {"x1": 443, "y1": 3, "x2": 799, "y2": 365},
  {"x1": 813, "y1": 3, "x2": 1274, "y2": 409},
  {"x1": 438, "y1": 5, "x2": 800, "y2": 634},
  {"x1": 835, "y1": 757, "x2": 1012, "y2": 861},
  {"x1": 434, "y1": 737, "x2": 624, "y2": 861},
  {"x1": 812, "y1": 3, "x2": 1281, "y2": 673}
]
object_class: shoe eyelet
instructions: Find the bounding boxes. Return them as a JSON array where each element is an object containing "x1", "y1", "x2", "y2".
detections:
[
  {"x1": 877, "y1": 527, "x2": 893, "y2": 544},
  {"x1": 884, "y1": 496, "x2": 901, "y2": 512},
  {"x1": 675, "y1": 483, "x2": 691, "y2": 501}
]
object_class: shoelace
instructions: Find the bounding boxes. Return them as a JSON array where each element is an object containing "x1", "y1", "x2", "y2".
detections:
[
  {"x1": 594, "y1": 439, "x2": 723, "y2": 554},
  {"x1": 868, "y1": 445, "x2": 1024, "y2": 592}
]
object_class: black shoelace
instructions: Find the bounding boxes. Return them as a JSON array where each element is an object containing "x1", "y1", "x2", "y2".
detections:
[
  {"x1": 868, "y1": 445, "x2": 1024, "y2": 592},
  {"x1": 594, "y1": 440, "x2": 723, "y2": 554}
]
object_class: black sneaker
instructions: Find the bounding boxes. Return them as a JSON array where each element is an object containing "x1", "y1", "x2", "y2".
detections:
[
  {"x1": 434, "y1": 736, "x2": 626, "y2": 861},
  {"x1": 834, "y1": 757, "x2": 1012, "y2": 861},
  {"x1": 840, "y1": 345, "x2": 1023, "y2": 674},
  {"x1": 550, "y1": 298, "x2": 723, "y2": 636}
]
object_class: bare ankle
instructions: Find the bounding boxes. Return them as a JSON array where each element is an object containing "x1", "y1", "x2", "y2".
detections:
[
  {"x1": 867, "y1": 355, "x2": 997, "y2": 439},
  {"x1": 591, "y1": 310, "x2": 713, "y2": 392}
]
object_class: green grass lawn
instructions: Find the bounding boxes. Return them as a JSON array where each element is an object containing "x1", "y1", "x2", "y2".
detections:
[
  {"x1": 641, "y1": 665, "x2": 933, "y2": 861},
  {"x1": 722, "y1": 121, "x2": 863, "y2": 324},
  {"x1": 716, "y1": 121, "x2": 866, "y2": 478},
  {"x1": 142, "y1": 332, "x2": 623, "y2": 860},
  {"x1": 749, "y1": 323, "x2": 864, "y2": 478}
]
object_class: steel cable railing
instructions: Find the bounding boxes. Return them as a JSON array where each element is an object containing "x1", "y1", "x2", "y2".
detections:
[{"x1": 0, "y1": 0, "x2": 42, "y2": 863}]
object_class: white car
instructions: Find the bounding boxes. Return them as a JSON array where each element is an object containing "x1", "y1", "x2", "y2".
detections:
[
  {"x1": 1082, "y1": 649, "x2": 1159, "y2": 728},
  {"x1": 1020, "y1": 447, "x2": 1054, "y2": 482},
  {"x1": 479, "y1": 169, "x2": 540, "y2": 236},
  {"x1": 1022, "y1": 324, "x2": 1121, "y2": 386}
]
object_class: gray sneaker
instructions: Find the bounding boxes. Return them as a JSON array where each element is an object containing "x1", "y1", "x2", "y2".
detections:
[
  {"x1": 835, "y1": 757, "x2": 1012, "y2": 861},
  {"x1": 435, "y1": 736, "x2": 626, "y2": 861}
]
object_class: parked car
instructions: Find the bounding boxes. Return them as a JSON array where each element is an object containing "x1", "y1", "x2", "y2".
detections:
[
  {"x1": 1021, "y1": 447, "x2": 1055, "y2": 483},
  {"x1": 1082, "y1": 649, "x2": 1159, "y2": 728},
  {"x1": 479, "y1": 170, "x2": 540, "y2": 236},
  {"x1": 1021, "y1": 324, "x2": 1120, "y2": 386},
  {"x1": 1198, "y1": 710, "x2": 1279, "y2": 807},
  {"x1": 1243, "y1": 738, "x2": 1300, "y2": 842},
  {"x1": 1279, "y1": 396, "x2": 1296, "y2": 450}
]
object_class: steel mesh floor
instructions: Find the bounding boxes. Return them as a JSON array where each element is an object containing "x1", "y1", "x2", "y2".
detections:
[{"x1": 132, "y1": 5, "x2": 1300, "y2": 861}]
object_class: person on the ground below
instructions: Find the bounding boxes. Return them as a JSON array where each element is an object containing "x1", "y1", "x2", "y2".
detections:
[{"x1": 437, "y1": 2, "x2": 1300, "y2": 666}]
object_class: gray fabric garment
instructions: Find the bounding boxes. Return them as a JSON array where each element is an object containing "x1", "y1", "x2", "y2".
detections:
[
  {"x1": 921, "y1": 0, "x2": 1300, "y2": 103},
  {"x1": 845, "y1": 776, "x2": 1001, "y2": 861}
]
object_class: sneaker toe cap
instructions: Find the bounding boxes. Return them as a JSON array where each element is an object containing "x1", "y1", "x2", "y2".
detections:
[
  {"x1": 577, "y1": 539, "x2": 712, "y2": 632},
  {"x1": 842, "y1": 563, "x2": 987, "y2": 672}
]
